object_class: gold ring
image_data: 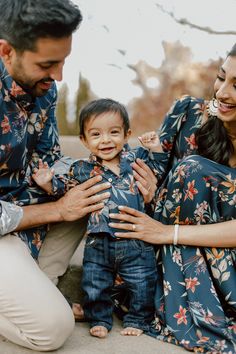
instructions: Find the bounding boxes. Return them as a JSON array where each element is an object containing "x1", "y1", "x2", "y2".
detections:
[
  {"x1": 147, "y1": 185, "x2": 151, "y2": 191},
  {"x1": 132, "y1": 224, "x2": 136, "y2": 231}
]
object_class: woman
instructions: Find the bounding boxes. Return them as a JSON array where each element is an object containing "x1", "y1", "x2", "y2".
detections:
[{"x1": 109, "y1": 44, "x2": 236, "y2": 353}]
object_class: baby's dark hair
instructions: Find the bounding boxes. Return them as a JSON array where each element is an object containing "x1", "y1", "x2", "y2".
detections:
[
  {"x1": 79, "y1": 98, "x2": 130, "y2": 137},
  {"x1": 0, "y1": 0, "x2": 82, "y2": 52}
]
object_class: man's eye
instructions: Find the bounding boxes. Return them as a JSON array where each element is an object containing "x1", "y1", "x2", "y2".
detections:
[{"x1": 39, "y1": 64, "x2": 53, "y2": 69}]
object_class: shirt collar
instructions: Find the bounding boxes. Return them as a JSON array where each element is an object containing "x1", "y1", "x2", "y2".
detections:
[
  {"x1": 88, "y1": 143, "x2": 131, "y2": 164},
  {"x1": 0, "y1": 59, "x2": 35, "y2": 111}
]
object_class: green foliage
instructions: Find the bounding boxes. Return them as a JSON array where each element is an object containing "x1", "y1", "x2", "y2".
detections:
[
  {"x1": 56, "y1": 75, "x2": 95, "y2": 136},
  {"x1": 75, "y1": 74, "x2": 95, "y2": 135},
  {"x1": 56, "y1": 83, "x2": 72, "y2": 135}
]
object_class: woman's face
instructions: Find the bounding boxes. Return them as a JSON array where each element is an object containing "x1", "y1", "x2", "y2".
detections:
[{"x1": 214, "y1": 55, "x2": 236, "y2": 124}]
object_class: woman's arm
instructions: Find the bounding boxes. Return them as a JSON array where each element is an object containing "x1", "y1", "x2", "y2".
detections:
[{"x1": 109, "y1": 206, "x2": 236, "y2": 248}]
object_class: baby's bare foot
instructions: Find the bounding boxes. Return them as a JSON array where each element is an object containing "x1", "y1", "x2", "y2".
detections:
[
  {"x1": 120, "y1": 327, "x2": 143, "y2": 336},
  {"x1": 90, "y1": 325, "x2": 108, "y2": 338}
]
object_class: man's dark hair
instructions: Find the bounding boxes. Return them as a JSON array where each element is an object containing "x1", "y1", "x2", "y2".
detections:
[
  {"x1": 79, "y1": 98, "x2": 130, "y2": 137},
  {"x1": 0, "y1": 0, "x2": 82, "y2": 51}
]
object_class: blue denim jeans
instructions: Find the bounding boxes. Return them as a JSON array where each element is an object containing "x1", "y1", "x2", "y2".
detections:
[{"x1": 82, "y1": 233, "x2": 157, "y2": 331}]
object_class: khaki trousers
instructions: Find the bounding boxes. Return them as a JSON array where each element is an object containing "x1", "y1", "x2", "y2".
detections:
[
  {"x1": 38, "y1": 218, "x2": 87, "y2": 284},
  {"x1": 0, "y1": 218, "x2": 86, "y2": 351}
]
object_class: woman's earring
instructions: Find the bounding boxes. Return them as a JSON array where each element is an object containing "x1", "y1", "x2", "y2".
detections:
[{"x1": 207, "y1": 98, "x2": 218, "y2": 116}]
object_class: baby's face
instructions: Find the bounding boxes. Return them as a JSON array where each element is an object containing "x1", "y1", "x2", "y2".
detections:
[{"x1": 81, "y1": 111, "x2": 130, "y2": 162}]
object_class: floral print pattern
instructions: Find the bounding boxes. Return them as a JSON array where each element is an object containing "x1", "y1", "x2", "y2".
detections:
[
  {"x1": 52, "y1": 145, "x2": 169, "y2": 237},
  {"x1": 148, "y1": 96, "x2": 236, "y2": 353},
  {"x1": 0, "y1": 59, "x2": 61, "y2": 258}
]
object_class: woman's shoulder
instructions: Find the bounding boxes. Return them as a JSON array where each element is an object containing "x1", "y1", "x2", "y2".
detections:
[
  {"x1": 160, "y1": 95, "x2": 206, "y2": 141},
  {"x1": 171, "y1": 95, "x2": 205, "y2": 113}
]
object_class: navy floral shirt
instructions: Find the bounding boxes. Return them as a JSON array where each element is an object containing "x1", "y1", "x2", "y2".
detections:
[
  {"x1": 0, "y1": 59, "x2": 61, "y2": 258},
  {"x1": 52, "y1": 145, "x2": 169, "y2": 237}
]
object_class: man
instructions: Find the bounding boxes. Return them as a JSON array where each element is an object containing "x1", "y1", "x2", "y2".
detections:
[
  {"x1": 0, "y1": 0, "x2": 112, "y2": 351},
  {"x1": 0, "y1": 0, "x2": 156, "y2": 351}
]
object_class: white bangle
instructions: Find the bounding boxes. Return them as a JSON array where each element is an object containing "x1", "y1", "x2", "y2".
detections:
[{"x1": 173, "y1": 224, "x2": 179, "y2": 245}]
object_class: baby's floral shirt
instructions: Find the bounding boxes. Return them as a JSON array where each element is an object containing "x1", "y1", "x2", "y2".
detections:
[{"x1": 52, "y1": 145, "x2": 169, "y2": 237}]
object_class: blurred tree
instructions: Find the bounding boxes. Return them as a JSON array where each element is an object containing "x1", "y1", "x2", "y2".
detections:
[
  {"x1": 75, "y1": 74, "x2": 96, "y2": 135},
  {"x1": 128, "y1": 41, "x2": 222, "y2": 136},
  {"x1": 155, "y1": 3, "x2": 236, "y2": 35},
  {"x1": 56, "y1": 83, "x2": 73, "y2": 135}
]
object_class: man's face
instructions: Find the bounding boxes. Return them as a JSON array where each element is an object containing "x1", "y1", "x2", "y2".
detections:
[{"x1": 6, "y1": 36, "x2": 72, "y2": 97}]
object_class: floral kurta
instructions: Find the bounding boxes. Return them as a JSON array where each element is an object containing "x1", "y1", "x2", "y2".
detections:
[
  {"x1": 0, "y1": 59, "x2": 61, "y2": 258},
  {"x1": 149, "y1": 96, "x2": 236, "y2": 353}
]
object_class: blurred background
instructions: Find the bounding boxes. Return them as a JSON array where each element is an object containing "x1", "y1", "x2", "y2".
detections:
[{"x1": 56, "y1": 0, "x2": 236, "y2": 139}]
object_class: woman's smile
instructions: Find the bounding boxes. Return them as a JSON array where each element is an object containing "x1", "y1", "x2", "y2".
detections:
[{"x1": 218, "y1": 100, "x2": 236, "y2": 114}]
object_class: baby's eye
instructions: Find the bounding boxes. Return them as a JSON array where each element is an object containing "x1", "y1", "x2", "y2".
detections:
[
  {"x1": 91, "y1": 132, "x2": 100, "y2": 137},
  {"x1": 111, "y1": 130, "x2": 120, "y2": 134}
]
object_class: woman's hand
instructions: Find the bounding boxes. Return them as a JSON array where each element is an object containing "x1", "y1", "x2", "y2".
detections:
[
  {"x1": 131, "y1": 158, "x2": 157, "y2": 203},
  {"x1": 109, "y1": 205, "x2": 173, "y2": 245}
]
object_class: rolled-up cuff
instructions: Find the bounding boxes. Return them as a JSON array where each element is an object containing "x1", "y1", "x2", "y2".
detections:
[{"x1": 0, "y1": 201, "x2": 24, "y2": 235}]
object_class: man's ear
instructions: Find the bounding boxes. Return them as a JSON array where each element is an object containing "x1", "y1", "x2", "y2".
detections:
[{"x1": 0, "y1": 40, "x2": 14, "y2": 63}]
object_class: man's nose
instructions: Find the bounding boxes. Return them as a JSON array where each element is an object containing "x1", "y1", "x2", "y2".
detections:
[{"x1": 49, "y1": 63, "x2": 64, "y2": 82}]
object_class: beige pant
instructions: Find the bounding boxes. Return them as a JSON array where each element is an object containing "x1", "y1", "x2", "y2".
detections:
[
  {"x1": 0, "y1": 219, "x2": 86, "y2": 351},
  {"x1": 38, "y1": 218, "x2": 87, "y2": 284}
]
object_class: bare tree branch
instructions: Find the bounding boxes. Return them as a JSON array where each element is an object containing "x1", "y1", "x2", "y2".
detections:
[{"x1": 155, "y1": 3, "x2": 236, "y2": 35}]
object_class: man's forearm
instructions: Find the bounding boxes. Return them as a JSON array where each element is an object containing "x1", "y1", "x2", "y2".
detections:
[{"x1": 16, "y1": 202, "x2": 63, "y2": 231}]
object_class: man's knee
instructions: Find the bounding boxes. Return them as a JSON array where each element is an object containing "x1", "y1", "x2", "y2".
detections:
[{"x1": 29, "y1": 304, "x2": 75, "y2": 351}]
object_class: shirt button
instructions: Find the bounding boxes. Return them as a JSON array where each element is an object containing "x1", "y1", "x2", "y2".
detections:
[{"x1": 108, "y1": 178, "x2": 112, "y2": 182}]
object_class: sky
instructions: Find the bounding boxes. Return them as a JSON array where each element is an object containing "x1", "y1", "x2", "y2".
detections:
[{"x1": 59, "y1": 0, "x2": 236, "y2": 108}]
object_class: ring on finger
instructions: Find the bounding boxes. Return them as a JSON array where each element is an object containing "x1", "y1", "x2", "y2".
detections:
[{"x1": 132, "y1": 224, "x2": 136, "y2": 231}]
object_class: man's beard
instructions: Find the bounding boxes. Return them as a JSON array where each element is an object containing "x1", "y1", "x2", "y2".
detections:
[{"x1": 16, "y1": 78, "x2": 54, "y2": 97}]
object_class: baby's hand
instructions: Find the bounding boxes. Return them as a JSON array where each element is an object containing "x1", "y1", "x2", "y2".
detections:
[
  {"x1": 32, "y1": 159, "x2": 54, "y2": 194},
  {"x1": 138, "y1": 131, "x2": 162, "y2": 152}
]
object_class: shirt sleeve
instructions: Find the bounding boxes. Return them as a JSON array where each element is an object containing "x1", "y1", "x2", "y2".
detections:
[
  {"x1": 159, "y1": 95, "x2": 192, "y2": 154},
  {"x1": 50, "y1": 157, "x2": 76, "y2": 197},
  {"x1": 133, "y1": 146, "x2": 169, "y2": 186},
  {"x1": 0, "y1": 201, "x2": 23, "y2": 235}
]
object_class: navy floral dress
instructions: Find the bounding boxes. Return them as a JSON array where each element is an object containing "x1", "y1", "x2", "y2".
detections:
[{"x1": 149, "y1": 96, "x2": 236, "y2": 353}]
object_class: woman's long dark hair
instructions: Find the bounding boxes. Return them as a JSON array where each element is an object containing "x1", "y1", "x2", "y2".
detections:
[{"x1": 195, "y1": 43, "x2": 236, "y2": 166}]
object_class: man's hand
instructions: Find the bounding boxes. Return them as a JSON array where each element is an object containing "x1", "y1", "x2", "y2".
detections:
[
  {"x1": 56, "y1": 175, "x2": 111, "y2": 221},
  {"x1": 132, "y1": 158, "x2": 157, "y2": 204}
]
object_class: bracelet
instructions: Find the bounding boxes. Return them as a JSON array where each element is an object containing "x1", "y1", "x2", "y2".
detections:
[{"x1": 173, "y1": 224, "x2": 179, "y2": 245}]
